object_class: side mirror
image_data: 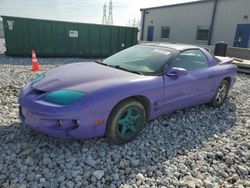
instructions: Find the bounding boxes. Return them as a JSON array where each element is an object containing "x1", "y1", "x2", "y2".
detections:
[{"x1": 166, "y1": 67, "x2": 188, "y2": 77}]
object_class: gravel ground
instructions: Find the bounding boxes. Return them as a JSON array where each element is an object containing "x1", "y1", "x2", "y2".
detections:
[
  {"x1": 0, "y1": 39, "x2": 249, "y2": 188},
  {"x1": 0, "y1": 38, "x2": 5, "y2": 53}
]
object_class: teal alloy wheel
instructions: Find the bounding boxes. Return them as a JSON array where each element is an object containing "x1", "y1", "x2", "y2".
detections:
[
  {"x1": 107, "y1": 99, "x2": 146, "y2": 144},
  {"x1": 117, "y1": 107, "x2": 141, "y2": 138}
]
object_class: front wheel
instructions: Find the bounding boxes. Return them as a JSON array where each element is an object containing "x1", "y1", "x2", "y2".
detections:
[
  {"x1": 209, "y1": 80, "x2": 229, "y2": 107},
  {"x1": 106, "y1": 99, "x2": 146, "y2": 144}
]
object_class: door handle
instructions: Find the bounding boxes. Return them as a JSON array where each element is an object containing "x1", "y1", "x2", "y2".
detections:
[{"x1": 208, "y1": 74, "x2": 215, "y2": 79}]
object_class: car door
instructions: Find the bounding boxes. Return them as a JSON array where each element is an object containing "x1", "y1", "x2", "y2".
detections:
[{"x1": 159, "y1": 49, "x2": 216, "y2": 113}]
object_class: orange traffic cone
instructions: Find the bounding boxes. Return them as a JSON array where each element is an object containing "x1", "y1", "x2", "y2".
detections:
[{"x1": 31, "y1": 49, "x2": 41, "y2": 71}]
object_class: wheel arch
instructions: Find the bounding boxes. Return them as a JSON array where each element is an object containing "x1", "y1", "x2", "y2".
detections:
[
  {"x1": 107, "y1": 95, "x2": 151, "y2": 123},
  {"x1": 105, "y1": 95, "x2": 150, "y2": 143},
  {"x1": 223, "y1": 76, "x2": 231, "y2": 85},
  {"x1": 208, "y1": 76, "x2": 230, "y2": 107},
  {"x1": 131, "y1": 95, "x2": 151, "y2": 120}
]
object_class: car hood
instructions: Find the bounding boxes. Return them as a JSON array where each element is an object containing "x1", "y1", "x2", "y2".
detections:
[{"x1": 32, "y1": 62, "x2": 144, "y2": 93}]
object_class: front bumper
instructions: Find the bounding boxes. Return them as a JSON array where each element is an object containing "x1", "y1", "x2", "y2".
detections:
[
  {"x1": 19, "y1": 105, "x2": 108, "y2": 139},
  {"x1": 18, "y1": 84, "x2": 108, "y2": 139}
]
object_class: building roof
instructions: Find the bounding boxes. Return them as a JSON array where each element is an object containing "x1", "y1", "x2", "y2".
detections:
[
  {"x1": 140, "y1": 0, "x2": 213, "y2": 11},
  {"x1": 141, "y1": 42, "x2": 202, "y2": 51}
]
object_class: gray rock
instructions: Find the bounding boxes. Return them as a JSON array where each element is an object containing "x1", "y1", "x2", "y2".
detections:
[
  {"x1": 130, "y1": 159, "x2": 139, "y2": 167},
  {"x1": 19, "y1": 184, "x2": 27, "y2": 188},
  {"x1": 66, "y1": 181, "x2": 75, "y2": 188},
  {"x1": 42, "y1": 158, "x2": 52, "y2": 165},
  {"x1": 113, "y1": 173, "x2": 119, "y2": 181},
  {"x1": 185, "y1": 180, "x2": 196, "y2": 188},
  {"x1": 216, "y1": 151, "x2": 224, "y2": 158},
  {"x1": 225, "y1": 156, "x2": 234, "y2": 165},
  {"x1": 75, "y1": 175, "x2": 82, "y2": 182},
  {"x1": 85, "y1": 156, "x2": 96, "y2": 168},
  {"x1": 237, "y1": 185, "x2": 244, "y2": 188},
  {"x1": 203, "y1": 179, "x2": 214, "y2": 188},
  {"x1": 20, "y1": 149, "x2": 32, "y2": 156},
  {"x1": 92, "y1": 170, "x2": 104, "y2": 180},
  {"x1": 18, "y1": 174, "x2": 26, "y2": 183},
  {"x1": 58, "y1": 175, "x2": 65, "y2": 183},
  {"x1": 194, "y1": 179, "x2": 203, "y2": 187},
  {"x1": 71, "y1": 171, "x2": 80, "y2": 177},
  {"x1": 120, "y1": 184, "x2": 132, "y2": 188},
  {"x1": 238, "y1": 165, "x2": 248, "y2": 175},
  {"x1": 24, "y1": 157, "x2": 34, "y2": 166},
  {"x1": 42, "y1": 181, "x2": 50, "y2": 188},
  {"x1": 135, "y1": 173, "x2": 144, "y2": 181},
  {"x1": 35, "y1": 174, "x2": 42, "y2": 181},
  {"x1": 26, "y1": 173, "x2": 35, "y2": 181},
  {"x1": 39, "y1": 178, "x2": 46, "y2": 183}
]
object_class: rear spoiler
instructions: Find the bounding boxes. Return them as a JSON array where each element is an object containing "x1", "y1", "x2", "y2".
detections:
[{"x1": 214, "y1": 56, "x2": 233, "y2": 65}]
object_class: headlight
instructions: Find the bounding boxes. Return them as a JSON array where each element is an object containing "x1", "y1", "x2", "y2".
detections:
[
  {"x1": 32, "y1": 72, "x2": 45, "y2": 84},
  {"x1": 44, "y1": 89, "x2": 86, "y2": 105}
]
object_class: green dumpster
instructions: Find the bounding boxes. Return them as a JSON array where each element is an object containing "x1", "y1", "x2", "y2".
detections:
[{"x1": 1, "y1": 16, "x2": 138, "y2": 57}]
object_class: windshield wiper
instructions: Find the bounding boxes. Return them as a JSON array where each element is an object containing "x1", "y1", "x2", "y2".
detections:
[
  {"x1": 94, "y1": 59, "x2": 108, "y2": 66},
  {"x1": 109, "y1": 65, "x2": 144, "y2": 75},
  {"x1": 95, "y1": 60, "x2": 144, "y2": 75}
]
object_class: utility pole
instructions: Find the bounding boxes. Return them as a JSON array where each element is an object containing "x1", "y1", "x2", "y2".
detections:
[
  {"x1": 132, "y1": 18, "x2": 136, "y2": 27},
  {"x1": 107, "y1": 0, "x2": 113, "y2": 25},
  {"x1": 102, "y1": 3, "x2": 107, "y2": 24}
]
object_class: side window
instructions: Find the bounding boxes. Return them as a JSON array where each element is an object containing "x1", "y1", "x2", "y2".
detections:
[
  {"x1": 196, "y1": 26, "x2": 209, "y2": 41},
  {"x1": 161, "y1": 26, "x2": 170, "y2": 39},
  {"x1": 173, "y1": 50, "x2": 208, "y2": 71}
]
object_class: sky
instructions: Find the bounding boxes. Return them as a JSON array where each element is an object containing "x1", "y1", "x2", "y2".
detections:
[{"x1": 0, "y1": 0, "x2": 197, "y2": 26}]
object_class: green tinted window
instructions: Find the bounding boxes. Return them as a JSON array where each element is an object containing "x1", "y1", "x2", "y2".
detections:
[
  {"x1": 173, "y1": 50, "x2": 208, "y2": 71},
  {"x1": 103, "y1": 45, "x2": 174, "y2": 74}
]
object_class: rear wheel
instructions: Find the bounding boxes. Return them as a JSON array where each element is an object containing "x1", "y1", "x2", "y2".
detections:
[
  {"x1": 209, "y1": 80, "x2": 229, "y2": 107},
  {"x1": 106, "y1": 99, "x2": 146, "y2": 144}
]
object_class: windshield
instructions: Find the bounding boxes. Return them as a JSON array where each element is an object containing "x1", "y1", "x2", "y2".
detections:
[{"x1": 103, "y1": 45, "x2": 175, "y2": 75}]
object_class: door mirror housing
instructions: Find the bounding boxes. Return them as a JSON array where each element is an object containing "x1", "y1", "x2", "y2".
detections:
[{"x1": 165, "y1": 67, "x2": 188, "y2": 77}]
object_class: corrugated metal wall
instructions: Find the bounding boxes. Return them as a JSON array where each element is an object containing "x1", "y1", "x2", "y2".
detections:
[
  {"x1": 2, "y1": 16, "x2": 138, "y2": 57},
  {"x1": 212, "y1": 0, "x2": 250, "y2": 45},
  {"x1": 141, "y1": 0, "x2": 250, "y2": 47},
  {"x1": 142, "y1": 1, "x2": 213, "y2": 44},
  {"x1": 0, "y1": 21, "x2": 4, "y2": 38}
]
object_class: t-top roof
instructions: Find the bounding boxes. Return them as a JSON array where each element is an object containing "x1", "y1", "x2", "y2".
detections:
[
  {"x1": 141, "y1": 42, "x2": 202, "y2": 51},
  {"x1": 140, "y1": 0, "x2": 213, "y2": 11}
]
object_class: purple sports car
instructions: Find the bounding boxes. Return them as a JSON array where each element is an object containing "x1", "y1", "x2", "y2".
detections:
[{"x1": 19, "y1": 43, "x2": 237, "y2": 144}]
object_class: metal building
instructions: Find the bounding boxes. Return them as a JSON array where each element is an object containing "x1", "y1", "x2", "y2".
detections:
[{"x1": 140, "y1": 0, "x2": 250, "y2": 48}]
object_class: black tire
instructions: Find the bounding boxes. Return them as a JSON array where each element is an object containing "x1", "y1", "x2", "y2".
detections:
[
  {"x1": 106, "y1": 99, "x2": 146, "y2": 144},
  {"x1": 209, "y1": 80, "x2": 229, "y2": 107}
]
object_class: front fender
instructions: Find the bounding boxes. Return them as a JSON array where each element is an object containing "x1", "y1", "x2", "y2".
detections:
[{"x1": 81, "y1": 76, "x2": 164, "y2": 116}]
